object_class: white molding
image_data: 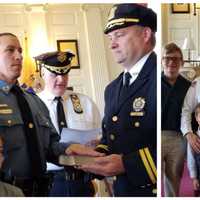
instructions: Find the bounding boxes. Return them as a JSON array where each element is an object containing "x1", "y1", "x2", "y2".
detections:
[{"x1": 83, "y1": 6, "x2": 109, "y2": 116}]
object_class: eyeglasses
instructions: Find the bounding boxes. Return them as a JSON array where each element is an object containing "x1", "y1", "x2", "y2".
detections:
[{"x1": 162, "y1": 56, "x2": 182, "y2": 63}]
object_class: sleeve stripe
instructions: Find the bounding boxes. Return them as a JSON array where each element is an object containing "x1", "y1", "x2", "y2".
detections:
[
  {"x1": 144, "y1": 147, "x2": 157, "y2": 178},
  {"x1": 96, "y1": 144, "x2": 109, "y2": 151},
  {"x1": 139, "y1": 149, "x2": 156, "y2": 184}
]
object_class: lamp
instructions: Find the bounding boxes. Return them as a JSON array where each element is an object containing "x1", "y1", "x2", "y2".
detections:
[
  {"x1": 182, "y1": 37, "x2": 195, "y2": 61},
  {"x1": 194, "y1": 3, "x2": 200, "y2": 15}
]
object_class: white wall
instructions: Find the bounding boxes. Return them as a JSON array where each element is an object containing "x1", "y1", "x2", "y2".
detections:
[
  {"x1": 0, "y1": 3, "x2": 116, "y2": 116},
  {"x1": 162, "y1": 3, "x2": 199, "y2": 61}
]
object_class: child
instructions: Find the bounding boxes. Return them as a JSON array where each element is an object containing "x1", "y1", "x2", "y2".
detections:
[{"x1": 187, "y1": 103, "x2": 200, "y2": 197}]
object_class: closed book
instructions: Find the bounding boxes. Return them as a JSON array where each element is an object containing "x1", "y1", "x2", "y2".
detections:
[{"x1": 59, "y1": 155, "x2": 95, "y2": 166}]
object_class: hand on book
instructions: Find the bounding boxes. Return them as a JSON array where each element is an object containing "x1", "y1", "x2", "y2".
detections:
[
  {"x1": 65, "y1": 144, "x2": 104, "y2": 157},
  {"x1": 77, "y1": 154, "x2": 125, "y2": 176}
]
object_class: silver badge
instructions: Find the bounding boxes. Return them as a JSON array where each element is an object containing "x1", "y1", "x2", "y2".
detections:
[
  {"x1": 2, "y1": 85, "x2": 10, "y2": 93},
  {"x1": 133, "y1": 97, "x2": 145, "y2": 112}
]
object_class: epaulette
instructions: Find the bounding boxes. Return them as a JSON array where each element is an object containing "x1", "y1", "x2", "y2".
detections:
[{"x1": 70, "y1": 94, "x2": 83, "y2": 114}]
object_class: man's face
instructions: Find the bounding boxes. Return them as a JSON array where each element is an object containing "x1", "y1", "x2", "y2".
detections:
[
  {"x1": 107, "y1": 25, "x2": 150, "y2": 69},
  {"x1": 0, "y1": 137, "x2": 4, "y2": 169},
  {"x1": 162, "y1": 51, "x2": 183, "y2": 80},
  {"x1": 0, "y1": 35, "x2": 23, "y2": 83},
  {"x1": 42, "y1": 68, "x2": 68, "y2": 96}
]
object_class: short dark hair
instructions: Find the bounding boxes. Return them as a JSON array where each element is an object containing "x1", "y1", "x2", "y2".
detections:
[
  {"x1": 150, "y1": 32, "x2": 156, "y2": 47},
  {"x1": 162, "y1": 42, "x2": 183, "y2": 59},
  {"x1": 0, "y1": 32, "x2": 17, "y2": 38},
  {"x1": 195, "y1": 103, "x2": 200, "y2": 117}
]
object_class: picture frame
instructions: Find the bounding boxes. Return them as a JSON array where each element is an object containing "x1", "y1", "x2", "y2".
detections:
[
  {"x1": 171, "y1": 3, "x2": 190, "y2": 14},
  {"x1": 57, "y1": 39, "x2": 80, "y2": 69}
]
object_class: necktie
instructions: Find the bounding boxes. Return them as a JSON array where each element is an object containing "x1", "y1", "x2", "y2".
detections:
[
  {"x1": 124, "y1": 72, "x2": 131, "y2": 88},
  {"x1": 119, "y1": 72, "x2": 131, "y2": 101},
  {"x1": 54, "y1": 96, "x2": 67, "y2": 134},
  {"x1": 11, "y1": 85, "x2": 43, "y2": 177}
]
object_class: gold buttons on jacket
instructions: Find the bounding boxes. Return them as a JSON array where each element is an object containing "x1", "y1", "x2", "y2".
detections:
[
  {"x1": 152, "y1": 188, "x2": 157, "y2": 194},
  {"x1": 134, "y1": 121, "x2": 140, "y2": 127},
  {"x1": 112, "y1": 116, "x2": 118, "y2": 122},
  {"x1": 28, "y1": 123, "x2": 34, "y2": 129},
  {"x1": 60, "y1": 121, "x2": 65, "y2": 126},
  {"x1": 110, "y1": 134, "x2": 115, "y2": 141}
]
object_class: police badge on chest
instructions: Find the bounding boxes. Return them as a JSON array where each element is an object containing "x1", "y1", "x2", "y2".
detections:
[{"x1": 130, "y1": 97, "x2": 146, "y2": 117}]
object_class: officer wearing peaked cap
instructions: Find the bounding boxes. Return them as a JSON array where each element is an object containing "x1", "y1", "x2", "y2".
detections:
[
  {"x1": 0, "y1": 33, "x2": 102, "y2": 196},
  {"x1": 71, "y1": 4, "x2": 157, "y2": 197},
  {"x1": 34, "y1": 51, "x2": 75, "y2": 75},
  {"x1": 36, "y1": 51, "x2": 104, "y2": 196},
  {"x1": 104, "y1": 3, "x2": 156, "y2": 34}
]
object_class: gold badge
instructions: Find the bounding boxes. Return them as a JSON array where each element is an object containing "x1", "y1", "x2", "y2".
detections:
[
  {"x1": 0, "y1": 109, "x2": 13, "y2": 114},
  {"x1": 0, "y1": 104, "x2": 8, "y2": 107},
  {"x1": 108, "y1": 5, "x2": 117, "y2": 20},
  {"x1": 57, "y1": 52, "x2": 67, "y2": 63},
  {"x1": 70, "y1": 94, "x2": 83, "y2": 114},
  {"x1": 130, "y1": 112, "x2": 144, "y2": 117},
  {"x1": 133, "y1": 97, "x2": 145, "y2": 112}
]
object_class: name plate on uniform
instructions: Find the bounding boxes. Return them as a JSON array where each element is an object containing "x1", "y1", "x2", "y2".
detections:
[{"x1": 59, "y1": 155, "x2": 95, "y2": 166}]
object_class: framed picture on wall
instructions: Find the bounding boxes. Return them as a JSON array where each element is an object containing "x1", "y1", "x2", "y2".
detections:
[
  {"x1": 171, "y1": 3, "x2": 190, "y2": 14},
  {"x1": 57, "y1": 40, "x2": 80, "y2": 69}
]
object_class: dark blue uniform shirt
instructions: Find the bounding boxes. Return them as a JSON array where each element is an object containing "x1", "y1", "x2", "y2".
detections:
[{"x1": 97, "y1": 52, "x2": 157, "y2": 196}]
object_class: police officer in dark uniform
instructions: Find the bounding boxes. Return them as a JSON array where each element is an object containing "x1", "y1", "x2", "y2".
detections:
[
  {"x1": 0, "y1": 32, "x2": 102, "y2": 196},
  {"x1": 75, "y1": 4, "x2": 157, "y2": 197}
]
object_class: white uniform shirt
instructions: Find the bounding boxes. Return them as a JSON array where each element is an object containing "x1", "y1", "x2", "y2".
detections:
[
  {"x1": 123, "y1": 51, "x2": 152, "y2": 85},
  {"x1": 187, "y1": 128, "x2": 200, "y2": 178},
  {"x1": 181, "y1": 77, "x2": 200, "y2": 135},
  {"x1": 38, "y1": 89, "x2": 101, "y2": 170}
]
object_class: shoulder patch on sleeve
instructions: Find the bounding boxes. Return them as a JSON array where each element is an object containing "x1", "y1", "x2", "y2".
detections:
[{"x1": 70, "y1": 94, "x2": 83, "y2": 114}]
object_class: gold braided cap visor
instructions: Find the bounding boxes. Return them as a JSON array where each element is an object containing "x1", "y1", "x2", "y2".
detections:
[
  {"x1": 43, "y1": 64, "x2": 71, "y2": 74},
  {"x1": 105, "y1": 18, "x2": 140, "y2": 30}
]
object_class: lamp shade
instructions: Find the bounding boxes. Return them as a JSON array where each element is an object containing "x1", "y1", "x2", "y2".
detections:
[
  {"x1": 182, "y1": 37, "x2": 195, "y2": 50},
  {"x1": 196, "y1": 3, "x2": 200, "y2": 9}
]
